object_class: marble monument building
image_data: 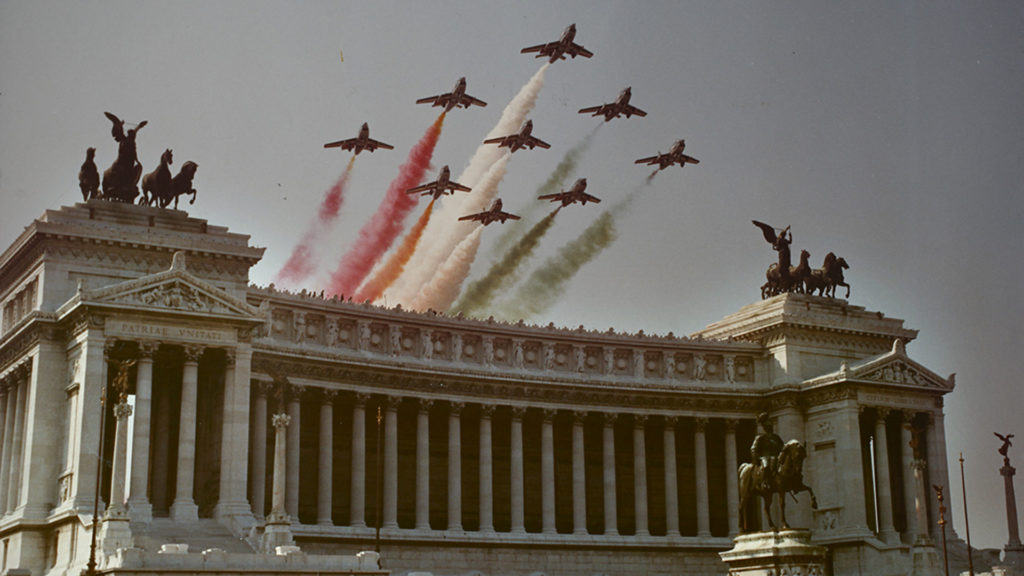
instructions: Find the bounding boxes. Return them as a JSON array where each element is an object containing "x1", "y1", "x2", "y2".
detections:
[{"x1": 0, "y1": 200, "x2": 957, "y2": 575}]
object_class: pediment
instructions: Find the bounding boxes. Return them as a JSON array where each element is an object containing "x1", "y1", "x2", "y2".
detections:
[
  {"x1": 77, "y1": 252, "x2": 258, "y2": 320},
  {"x1": 804, "y1": 338, "x2": 954, "y2": 392}
]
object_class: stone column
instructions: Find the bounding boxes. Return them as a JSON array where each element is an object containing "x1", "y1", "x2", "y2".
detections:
[
  {"x1": 107, "y1": 400, "x2": 133, "y2": 516},
  {"x1": 603, "y1": 412, "x2": 618, "y2": 536},
  {"x1": 633, "y1": 415, "x2": 650, "y2": 537},
  {"x1": 249, "y1": 382, "x2": 269, "y2": 519},
  {"x1": 383, "y1": 395, "x2": 400, "y2": 529},
  {"x1": 572, "y1": 411, "x2": 587, "y2": 535},
  {"x1": 0, "y1": 380, "x2": 17, "y2": 514},
  {"x1": 1001, "y1": 459, "x2": 1022, "y2": 550},
  {"x1": 286, "y1": 385, "x2": 303, "y2": 522},
  {"x1": 695, "y1": 417, "x2": 711, "y2": 538},
  {"x1": 510, "y1": 406, "x2": 526, "y2": 534},
  {"x1": 350, "y1": 392, "x2": 368, "y2": 528},
  {"x1": 170, "y1": 345, "x2": 202, "y2": 522},
  {"x1": 912, "y1": 459, "x2": 932, "y2": 546},
  {"x1": 447, "y1": 401, "x2": 463, "y2": 532},
  {"x1": 541, "y1": 409, "x2": 557, "y2": 534},
  {"x1": 415, "y1": 399, "x2": 432, "y2": 530},
  {"x1": 5, "y1": 375, "x2": 26, "y2": 514},
  {"x1": 900, "y1": 412, "x2": 919, "y2": 544},
  {"x1": 873, "y1": 408, "x2": 898, "y2": 543},
  {"x1": 835, "y1": 403, "x2": 870, "y2": 536},
  {"x1": 317, "y1": 389, "x2": 337, "y2": 526},
  {"x1": 263, "y1": 412, "x2": 295, "y2": 552},
  {"x1": 0, "y1": 384, "x2": 7, "y2": 512},
  {"x1": 128, "y1": 342, "x2": 157, "y2": 522},
  {"x1": 479, "y1": 404, "x2": 495, "y2": 533},
  {"x1": 664, "y1": 416, "x2": 680, "y2": 537},
  {"x1": 725, "y1": 419, "x2": 740, "y2": 537},
  {"x1": 216, "y1": 346, "x2": 254, "y2": 528},
  {"x1": 926, "y1": 411, "x2": 956, "y2": 541}
]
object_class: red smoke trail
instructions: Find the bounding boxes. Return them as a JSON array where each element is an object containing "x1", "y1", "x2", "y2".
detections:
[
  {"x1": 353, "y1": 199, "x2": 436, "y2": 303},
  {"x1": 275, "y1": 155, "x2": 356, "y2": 286},
  {"x1": 327, "y1": 114, "x2": 445, "y2": 297}
]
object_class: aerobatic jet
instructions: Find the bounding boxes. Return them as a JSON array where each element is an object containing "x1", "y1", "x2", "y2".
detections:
[
  {"x1": 405, "y1": 165, "x2": 471, "y2": 199},
  {"x1": 323, "y1": 123, "x2": 394, "y2": 155},
  {"x1": 634, "y1": 139, "x2": 700, "y2": 170},
  {"x1": 482, "y1": 120, "x2": 551, "y2": 153},
  {"x1": 416, "y1": 77, "x2": 487, "y2": 112},
  {"x1": 578, "y1": 87, "x2": 647, "y2": 122},
  {"x1": 521, "y1": 23, "x2": 594, "y2": 63},
  {"x1": 458, "y1": 199, "x2": 521, "y2": 225},
  {"x1": 538, "y1": 178, "x2": 601, "y2": 206}
]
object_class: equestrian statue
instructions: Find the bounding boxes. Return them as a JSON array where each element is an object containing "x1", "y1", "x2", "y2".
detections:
[{"x1": 738, "y1": 412, "x2": 817, "y2": 532}]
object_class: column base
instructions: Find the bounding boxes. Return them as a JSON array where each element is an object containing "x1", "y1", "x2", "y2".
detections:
[
  {"x1": 720, "y1": 529, "x2": 826, "y2": 576},
  {"x1": 910, "y1": 543, "x2": 943, "y2": 576},
  {"x1": 128, "y1": 499, "x2": 153, "y2": 523},
  {"x1": 879, "y1": 527, "x2": 900, "y2": 546},
  {"x1": 214, "y1": 499, "x2": 257, "y2": 534},
  {"x1": 99, "y1": 516, "x2": 134, "y2": 556},
  {"x1": 169, "y1": 498, "x2": 199, "y2": 523},
  {"x1": 261, "y1": 516, "x2": 296, "y2": 554}
]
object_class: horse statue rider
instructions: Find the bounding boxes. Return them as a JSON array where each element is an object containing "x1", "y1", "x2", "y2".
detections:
[{"x1": 738, "y1": 412, "x2": 817, "y2": 532}]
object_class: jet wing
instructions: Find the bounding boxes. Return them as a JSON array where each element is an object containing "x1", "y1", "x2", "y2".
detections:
[
  {"x1": 681, "y1": 154, "x2": 700, "y2": 165},
  {"x1": 520, "y1": 42, "x2": 556, "y2": 56},
  {"x1": 577, "y1": 104, "x2": 608, "y2": 115},
  {"x1": 526, "y1": 136, "x2": 551, "y2": 149},
  {"x1": 461, "y1": 95, "x2": 487, "y2": 108},
  {"x1": 457, "y1": 212, "x2": 486, "y2": 222},
  {"x1": 634, "y1": 154, "x2": 665, "y2": 166},
  {"x1": 537, "y1": 191, "x2": 567, "y2": 201},
  {"x1": 364, "y1": 138, "x2": 394, "y2": 151},
  {"x1": 324, "y1": 138, "x2": 357, "y2": 150},
  {"x1": 623, "y1": 104, "x2": 647, "y2": 117},
  {"x1": 447, "y1": 181, "x2": 472, "y2": 193},
  {"x1": 416, "y1": 94, "x2": 450, "y2": 106},
  {"x1": 482, "y1": 135, "x2": 514, "y2": 146},
  {"x1": 567, "y1": 42, "x2": 594, "y2": 58},
  {"x1": 578, "y1": 192, "x2": 601, "y2": 203},
  {"x1": 406, "y1": 181, "x2": 438, "y2": 195},
  {"x1": 499, "y1": 211, "x2": 522, "y2": 221}
]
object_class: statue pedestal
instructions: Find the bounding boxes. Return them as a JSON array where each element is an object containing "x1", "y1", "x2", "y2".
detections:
[
  {"x1": 260, "y1": 512, "x2": 296, "y2": 554},
  {"x1": 720, "y1": 529, "x2": 826, "y2": 576}
]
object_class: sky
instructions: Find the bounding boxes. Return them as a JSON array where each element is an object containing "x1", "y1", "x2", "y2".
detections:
[{"x1": 1, "y1": 0, "x2": 1022, "y2": 551}]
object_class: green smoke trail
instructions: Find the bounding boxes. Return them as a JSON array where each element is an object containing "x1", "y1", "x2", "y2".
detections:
[
  {"x1": 488, "y1": 125, "x2": 601, "y2": 256},
  {"x1": 451, "y1": 208, "x2": 560, "y2": 316},
  {"x1": 493, "y1": 179, "x2": 650, "y2": 321}
]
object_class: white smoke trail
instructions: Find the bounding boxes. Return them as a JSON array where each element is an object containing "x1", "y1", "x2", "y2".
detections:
[
  {"x1": 389, "y1": 63, "x2": 549, "y2": 304},
  {"x1": 399, "y1": 155, "x2": 509, "y2": 311},
  {"x1": 409, "y1": 226, "x2": 485, "y2": 312}
]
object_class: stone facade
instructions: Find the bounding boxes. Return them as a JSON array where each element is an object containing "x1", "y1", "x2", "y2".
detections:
[{"x1": 0, "y1": 200, "x2": 958, "y2": 576}]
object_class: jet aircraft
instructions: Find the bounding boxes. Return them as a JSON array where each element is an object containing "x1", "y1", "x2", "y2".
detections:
[
  {"x1": 578, "y1": 87, "x2": 647, "y2": 122},
  {"x1": 538, "y1": 178, "x2": 601, "y2": 206},
  {"x1": 521, "y1": 23, "x2": 594, "y2": 63},
  {"x1": 323, "y1": 123, "x2": 394, "y2": 155},
  {"x1": 634, "y1": 139, "x2": 700, "y2": 170},
  {"x1": 416, "y1": 77, "x2": 487, "y2": 112},
  {"x1": 458, "y1": 199, "x2": 521, "y2": 225},
  {"x1": 482, "y1": 120, "x2": 551, "y2": 153},
  {"x1": 405, "y1": 165, "x2": 471, "y2": 199}
]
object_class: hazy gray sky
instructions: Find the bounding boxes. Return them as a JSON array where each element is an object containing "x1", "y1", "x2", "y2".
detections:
[{"x1": 1, "y1": 0, "x2": 1021, "y2": 550}]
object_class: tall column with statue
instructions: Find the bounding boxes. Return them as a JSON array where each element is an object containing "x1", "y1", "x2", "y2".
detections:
[{"x1": 996, "y1": 432, "x2": 1024, "y2": 571}]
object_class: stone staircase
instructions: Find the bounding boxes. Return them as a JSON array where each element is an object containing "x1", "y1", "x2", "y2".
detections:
[{"x1": 130, "y1": 518, "x2": 256, "y2": 554}]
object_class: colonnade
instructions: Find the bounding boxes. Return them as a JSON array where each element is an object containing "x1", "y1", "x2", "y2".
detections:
[{"x1": 248, "y1": 385, "x2": 755, "y2": 538}]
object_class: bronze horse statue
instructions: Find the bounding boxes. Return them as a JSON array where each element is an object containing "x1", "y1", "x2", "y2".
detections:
[
  {"x1": 738, "y1": 440, "x2": 817, "y2": 531},
  {"x1": 141, "y1": 149, "x2": 173, "y2": 207},
  {"x1": 825, "y1": 254, "x2": 850, "y2": 298},
  {"x1": 162, "y1": 161, "x2": 199, "y2": 209}
]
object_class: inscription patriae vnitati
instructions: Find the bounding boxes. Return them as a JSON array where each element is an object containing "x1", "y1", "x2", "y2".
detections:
[{"x1": 109, "y1": 320, "x2": 236, "y2": 344}]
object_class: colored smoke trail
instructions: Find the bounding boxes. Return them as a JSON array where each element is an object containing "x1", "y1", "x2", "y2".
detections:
[
  {"x1": 495, "y1": 181, "x2": 652, "y2": 321},
  {"x1": 390, "y1": 64, "x2": 549, "y2": 304},
  {"x1": 353, "y1": 199, "x2": 435, "y2": 304},
  {"x1": 409, "y1": 226, "x2": 485, "y2": 312},
  {"x1": 489, "y1": 125, "x2": 600, "y2": 257},
  {"x1": 326, "y1": 114, "x2": 445, "y2": 297},
  {"x1": 403, "y1": 156, "x2": 510, "y2": 311},
  {"x1": 274, "y1": 155, "x2": 356, "y2": 287},
  {"x1": 451, "y1": 207, "x2": 560, "y2": 316}
]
